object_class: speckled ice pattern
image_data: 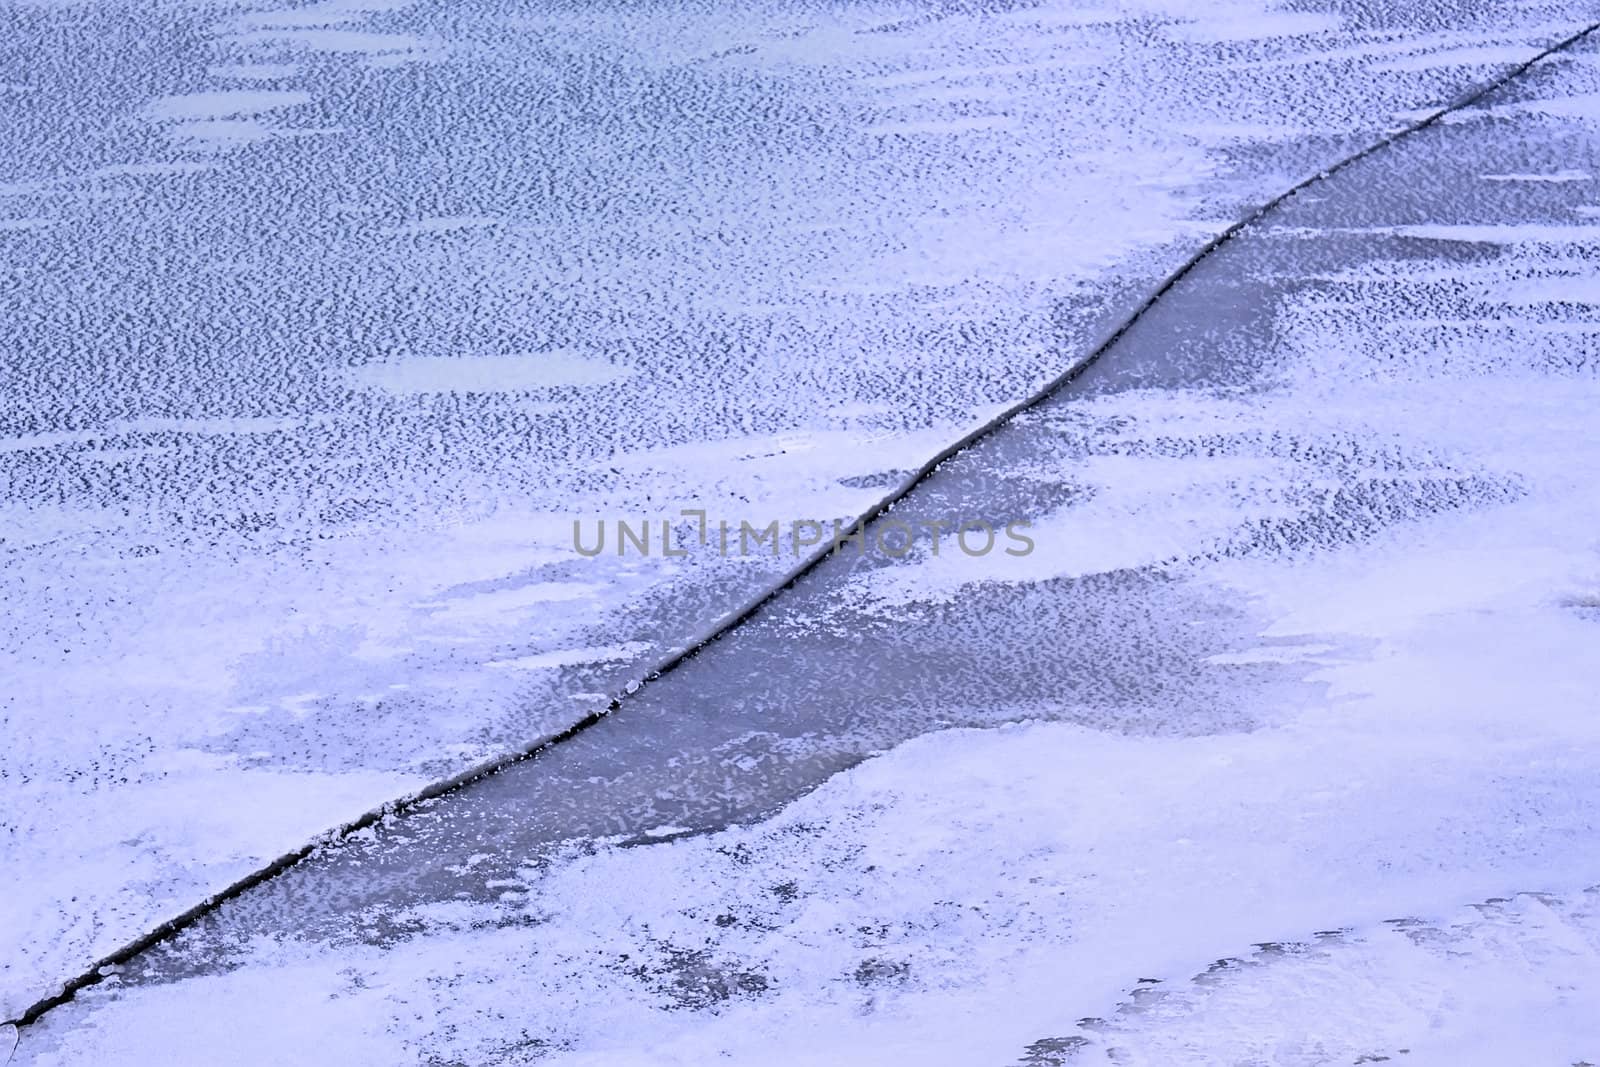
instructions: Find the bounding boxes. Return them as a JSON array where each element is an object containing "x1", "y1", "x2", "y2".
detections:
[
  {"x1": 1, "y1": 0, "x2": 1597, "y2": 1030},
  {"x1": 8, "y1": 12, "x2": 1600, "y2": 1064}
]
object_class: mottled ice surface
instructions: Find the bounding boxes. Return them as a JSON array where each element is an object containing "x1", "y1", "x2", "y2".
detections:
[{"x1": 5, "y1": 0, "x2": 1600, "y2": 1056}]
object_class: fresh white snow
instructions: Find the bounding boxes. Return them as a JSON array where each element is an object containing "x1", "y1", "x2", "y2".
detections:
[{"x1": 4, "y1": 0, "x2": 1600, "y2": 1059}]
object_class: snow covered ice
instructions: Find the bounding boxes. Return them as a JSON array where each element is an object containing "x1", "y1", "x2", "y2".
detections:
[{"x1": 4, "y1": 0, "x2": 1600, "y2": 1062}]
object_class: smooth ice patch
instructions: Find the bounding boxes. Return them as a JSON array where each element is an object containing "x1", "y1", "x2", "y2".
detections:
[
  {"x1": 350, "y1": 353, "x2": 629, "y2": 394},
  {"x1": 421, "y1": 582, "x2": 601, "y2": 626},
  {"x1": 1481, "y1": 169, "x2": 1592, "y2": 182},
  {"x1": 1165, "y1": 9, "x2": 1341, "y2": 43},
  {"x1": 1373, "y1": 41, "x2": 1547, "y2": 72},
  {"x1": 486, "y1": 641, "x2": 653, "y2": 672},
  {"x1": 142, "y1": 89, "x2": 313, "y2": 122}
]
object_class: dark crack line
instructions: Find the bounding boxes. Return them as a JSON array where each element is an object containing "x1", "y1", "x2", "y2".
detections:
[{"x1": 9, "y1": 18, "x2": 1600, "y2": 1036}]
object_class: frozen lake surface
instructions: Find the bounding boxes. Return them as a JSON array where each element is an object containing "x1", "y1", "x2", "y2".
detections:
[{"x1": 4, "y1": 0, "x2": 1600, "y2": 1061}]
